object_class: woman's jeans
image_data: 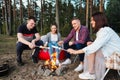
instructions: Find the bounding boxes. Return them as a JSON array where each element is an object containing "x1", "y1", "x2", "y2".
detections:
[{"x1": 48, "y1": 41, "x2": 60, "y2": 59}]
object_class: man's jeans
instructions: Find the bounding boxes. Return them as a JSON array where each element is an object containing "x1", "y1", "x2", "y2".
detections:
[
  {"x1": 16, "y1": 40, "x2": 43, "y2": 62},
  {"x1": 64, "y1": 42, "x2": 86, "y2": 62}
]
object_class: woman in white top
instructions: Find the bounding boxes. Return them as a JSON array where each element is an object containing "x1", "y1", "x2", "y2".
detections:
[
  {"x1": 45, "y1": 23, "x2": 61, "y2": 65},
  {"x1": 67, "y1": 12, "x2": 120, "y2": 80}
]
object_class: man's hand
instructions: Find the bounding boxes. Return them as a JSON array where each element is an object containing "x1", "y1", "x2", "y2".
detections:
[
  {"x1": 58, "y1": 41, "x2": 63, "y2": 46},
  {"x1": 28, "y1": 43, "x2": 36, "y2": 49},
  {"x1": 31, "y1": 39, "x2": 36, "y2": 45},
  {"x1": 69, "y1": 41, "x2": 73, "y2": 46}
]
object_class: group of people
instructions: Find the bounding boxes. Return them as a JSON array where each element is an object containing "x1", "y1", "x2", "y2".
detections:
[{"x1": 16, "y1": 12, "x2": 120, "y2": 80}]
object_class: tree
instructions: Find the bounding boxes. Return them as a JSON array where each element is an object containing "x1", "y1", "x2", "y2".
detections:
[
  {"x1": 20, "y1": 0, "x2": 23, "y2": 24},
  {"x1": 99, "y1": 0, "x2": 104, "y2": 12},
  {"x1": 106, "y1": 0, "x2": 120, "y2": 32},
  {"x1": 55, "y1": 0, "x2": 59, "y2": 32}
]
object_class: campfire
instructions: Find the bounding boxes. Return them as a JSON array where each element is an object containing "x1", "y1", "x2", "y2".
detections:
[
  {"x1": 38, "y1": 46, "x2": 68, "y2": 76},
  {"x1": 42, "y1": 52, "x2": 59, "y2": 71}
]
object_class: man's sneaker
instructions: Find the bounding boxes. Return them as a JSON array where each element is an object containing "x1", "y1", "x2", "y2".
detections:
[
  {"x1": 17, "y1": 61, "x2": 25, "y2": 66},
  {"x1": 79, "y1": 72, "x2": 96, "y2": 79},
  {"x1": 32, "y1": 56, "x2": 38, "y2": 63},
  {"x1": 61, "y1": 58, "x2": 71, "y2": 65},
  {"x1": 74, "y1": 64, "x2": 83, "y2": 72}
]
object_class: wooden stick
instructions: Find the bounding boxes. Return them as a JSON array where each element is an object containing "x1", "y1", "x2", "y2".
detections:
[
  {"x1": 52, "y1": 45, "x2": 67, "y2": 51},
  {"x1": 36, "y1": 46, "x2": 50, "y2": 49}
]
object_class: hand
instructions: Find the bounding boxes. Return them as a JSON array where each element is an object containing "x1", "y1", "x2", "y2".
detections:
[
  {"x1": 87, "y1": 41, "x2": 93, "y2": 45},
  {"x1": 44, "y1": 42, "x2": 48, "y2": 47},
  {"x1": 28, "y1": 43, "x2": 36, "y2": 49},
  {"x1": 31, "y1": 39, "x2": 36, "y2": 45},
  {"x1": 67, "y1": 48, "x2": 76, "y2": 54},
  {"x1": 58, "y1": 41, "x2": 63, "y2": 46},
  {"x1": 69, "y1": 41, "x2": 73, "y2": 46}
]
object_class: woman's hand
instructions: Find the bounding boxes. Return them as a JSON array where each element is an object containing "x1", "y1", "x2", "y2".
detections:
[
  {"x1": 67, "y1": 48, "x2": 84, "y2": 55},
  {"x1": 67, "y1": 49, "x2": 77, "y2": 54},
  {"x1": 87, "y1": 41, "x2": 93, "y2": 45}
]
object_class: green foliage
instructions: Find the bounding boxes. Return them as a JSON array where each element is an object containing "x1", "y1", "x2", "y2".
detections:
[
  {"x1": 0, "y1": 0, "x2": 108, "y2": 36},
  {"x1": 106, "y1": 0, "x2": 120, "y2": 32},
  {"x1": 61, "y1": 23, "x2": 71, "y2": 37}
]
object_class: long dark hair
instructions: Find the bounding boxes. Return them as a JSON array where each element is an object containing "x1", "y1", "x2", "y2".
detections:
[{"x1": 92, "y1": 12, "x2": 109, "y2": 33}]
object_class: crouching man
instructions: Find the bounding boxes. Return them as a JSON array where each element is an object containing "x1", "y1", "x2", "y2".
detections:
[{"x1": 16, "y1": 16, "x2": 43, "y2": 66}]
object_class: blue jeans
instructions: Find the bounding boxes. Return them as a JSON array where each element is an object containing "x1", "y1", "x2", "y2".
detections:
[
  {"x1": 64, "y1": 42, "x2": 86, "y2": 62},
  {"x1": 16, "y1": 40, "x2": 43, "y2": 62},
  {"x1": 48, "y1": 41, "x2": 60, "y2": 59}
]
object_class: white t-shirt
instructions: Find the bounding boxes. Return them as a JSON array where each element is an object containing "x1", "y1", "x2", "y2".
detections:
[
  {"x1": 76, "y1": 31, "x2": 79, "y2": 41},
  {"x1": 51, "y1": 34, "x2": 58, "y2": 42}
]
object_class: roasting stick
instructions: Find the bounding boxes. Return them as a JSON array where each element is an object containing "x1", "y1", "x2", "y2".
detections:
[
  {"x1": 52, "y1": 45, "x2": 67, "y2": 51},
  {"x1": 36, "y1": 46, "x2": 50, "y2": 49},
  {"x1": 32, "y1": 46, "x2": 50, "y2": 55}
]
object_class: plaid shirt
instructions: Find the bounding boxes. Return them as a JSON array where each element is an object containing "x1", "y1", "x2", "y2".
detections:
[{"x1": 63, "y1": 25, "x2": 90, "y2": 45}]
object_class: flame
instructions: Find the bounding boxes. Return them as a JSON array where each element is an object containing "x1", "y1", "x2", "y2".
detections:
[{"x1": 44, "y1": 52, "x2": 58, "y2": 71}]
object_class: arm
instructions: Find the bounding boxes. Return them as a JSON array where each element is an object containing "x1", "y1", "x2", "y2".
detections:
[
  {"x1": 58, "y1": 29, "x2": 74, "y2": 46},
  {"x1": 17, "y1": 33, "x2": 31, "y2": 45},
  {"x1": 63, "y1": 29, "x2": 74, "y2": 43},
  {"x1": 31, "y1": 33, "x2": 40, "y2": 44},
  {"x1": 67, "y1": 48, "x2": 84, "y2": 54}
]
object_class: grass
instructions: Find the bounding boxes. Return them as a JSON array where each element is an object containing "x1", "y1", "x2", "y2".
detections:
[{"x1": 0, "y1": 35, "x2": 16, "y2": 54}]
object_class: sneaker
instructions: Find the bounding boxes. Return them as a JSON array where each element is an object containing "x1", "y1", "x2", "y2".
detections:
[
  {"x1": 56, "y1": 59, "x2": 60, "y2": 65},
  {"x1": 17, "y1": 61, "x2": 25, "y2": 66},
  {"x1": 32, "y1": 56, "x2": 38, "y2": 63},
  {"x1": 79, "y1": 72, "x2": 96, "y2": 79},
  {"x1": 74, "y1": 64, "x2": 83, "y2": 72},
  {"x1": 61, "y1": 58, "x2": 71, "y2": 65}
]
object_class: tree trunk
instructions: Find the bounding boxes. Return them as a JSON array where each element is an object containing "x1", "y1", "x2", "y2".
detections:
[
  {"x1": 89, "y1": 0, "x2": 93, "y2": 34},
  {"x1": 20, "y1": 0, "x2": 23, "y2": 24},
  {"x1": 8, "y1": 0, "x2": 12, "y2": 35},
  {"x1": 13, "y1": 0, "x2": 16, "y2": 33},
  {"x1": 99, "y1": 0, "x2": 104, "y2": 12},
  {"x1": 40, "y1": 0, "x2": 43, "y2": 35},
  {"x1": 86, "y1": 0, "x2": 89, "y2": 28},
  {"x1": 55, "y1": 0, "x2": 59, "y2": 32},
  {"x1": 4, "y1": 0, "x2": 9, "y2": 35}
]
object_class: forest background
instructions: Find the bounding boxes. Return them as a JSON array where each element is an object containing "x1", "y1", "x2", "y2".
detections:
[{"x1": 0, "y1": 0, "x2": 120, "y2": 37}]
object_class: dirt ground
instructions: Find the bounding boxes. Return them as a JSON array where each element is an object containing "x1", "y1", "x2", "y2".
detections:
[
  {"x1": 0, "y1": 35, "x2": 119, "y2": 80},
  {"x1": 0, "y1": 51, "x2": 81, "y2": 80}
]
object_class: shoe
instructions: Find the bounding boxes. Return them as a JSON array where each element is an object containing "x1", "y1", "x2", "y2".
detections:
[
  {"x1": 74, "y1": 64, "x2": 83, "y2": 72},
  {"x1": 32, "y1": 56, "x2": 38, "y2": 63},
  {"x1": 56, "y1": 59, "x2": 60, "y2": 65},
  {"x1": 79, "y1": 72, "x2": 96, "y2": 79},
  {"x1": 17, "y1": 61, "x2": 25, "y2": 66},
  {"x1": 61, "y1": 58, "x2": 71, "y2": 65}
]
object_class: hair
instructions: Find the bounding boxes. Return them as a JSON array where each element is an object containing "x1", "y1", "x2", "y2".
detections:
[
  {"x1": 71, "y1": 17, "x2": 80, "y2": 23},
  {"x1": 92, "y1": 12, "x2": 109, "y2": 33},
  {"x1": 50, "y1": 23, "x2": 58, "y2": 33},
  {"x1": 28, "y1": 16, "x2": 36, "y2": 22}
]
